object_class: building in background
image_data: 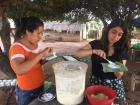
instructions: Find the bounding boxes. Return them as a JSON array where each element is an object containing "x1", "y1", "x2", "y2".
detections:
[{"x1": 43, "y1": 21, "x2": 87, "y2": 42}]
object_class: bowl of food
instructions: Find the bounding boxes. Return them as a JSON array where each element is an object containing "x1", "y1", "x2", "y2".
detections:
[{"x1": 85, "y1": 85, "x2": 116, "y2": 105}]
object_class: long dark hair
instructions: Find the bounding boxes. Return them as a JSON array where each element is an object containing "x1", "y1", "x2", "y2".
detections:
[
  {"x1": 100, "y1": 18, "x2": 129, "y2": 55},
  {"x1": 15, "y1": 16, "x2": 44, "y2": 40}
]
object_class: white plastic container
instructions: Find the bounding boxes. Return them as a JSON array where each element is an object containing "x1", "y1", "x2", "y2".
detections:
[{"x1": 53, "y1": 61, "x2": 88, "y2": 105}]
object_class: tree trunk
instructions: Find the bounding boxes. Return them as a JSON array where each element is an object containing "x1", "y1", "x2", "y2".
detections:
[
  {"x1": 0, "y1": 7, "x2": 16, "y2": 79},
  {"x1": 0, "y1": 52, "x2": 16, "y2": 79},
  {"x1": 0, "y1": 16, "x2": 11, "y2": 55}
]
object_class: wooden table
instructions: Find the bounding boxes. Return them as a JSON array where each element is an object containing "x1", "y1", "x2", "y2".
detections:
[
  {"x1": 29, "y1": 86, "x2": 89, "y2": 105},
  {"x1": 29, "y1": 97, "x2": 89, "y2": 105}
]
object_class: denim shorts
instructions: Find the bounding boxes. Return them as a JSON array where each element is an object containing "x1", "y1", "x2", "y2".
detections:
[{"x1": 16, "y1": 85, "x2": 44, "y2": 105}]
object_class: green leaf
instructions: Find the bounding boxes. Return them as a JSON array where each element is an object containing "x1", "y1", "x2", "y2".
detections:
[
  {"x1": 101, "y1": 62, "x2": 128, "y2": 73},
  {"x1": 44, "y1": 81, "x2": 52, "y2": 90}
]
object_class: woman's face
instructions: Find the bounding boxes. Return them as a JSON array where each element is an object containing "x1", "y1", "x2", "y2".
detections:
[
  {"x1": 108, "y1": 26, "x2": 124, "y2": 46},
  {"x1": 27, "y1": 26, "x2": 44, "y2": 45}
]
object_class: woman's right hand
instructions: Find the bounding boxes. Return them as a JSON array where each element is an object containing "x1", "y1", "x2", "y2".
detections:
[
  {"x1": 41, "y1": 47, "x2": 53, "y2": 57},
  {"x1": 92, "y1": 49, "x2": 106, "y2": 59}
]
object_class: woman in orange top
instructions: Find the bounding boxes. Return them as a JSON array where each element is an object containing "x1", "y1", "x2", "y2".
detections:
[{"x1": 9, "y1": 16, "x2": 53, "y2": 105}]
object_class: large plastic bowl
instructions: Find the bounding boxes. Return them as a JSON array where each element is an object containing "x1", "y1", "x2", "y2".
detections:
[{"x1": 85, "y1": 85, "x2": 116, "y2": 105}]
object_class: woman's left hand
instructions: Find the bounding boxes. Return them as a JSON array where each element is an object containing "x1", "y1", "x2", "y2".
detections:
[{"x1": 114, "y1": 71, "x2": 124, "y2": 78}]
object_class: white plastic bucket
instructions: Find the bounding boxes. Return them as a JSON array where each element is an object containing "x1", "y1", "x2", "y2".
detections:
[{"x1": 53, "y1": 61, "x2": 88, "y2": 105}]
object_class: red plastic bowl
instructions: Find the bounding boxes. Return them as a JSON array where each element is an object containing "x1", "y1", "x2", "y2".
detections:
[{"x1": 85, "y1": 85, "x2": 116, "y2": 105}]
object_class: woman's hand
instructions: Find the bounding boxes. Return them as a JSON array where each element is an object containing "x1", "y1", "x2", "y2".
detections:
[
  {"x1": 114, "y1": 71, "x2": 124, "y2": 78},
  {"x1": 92, "y1": 49, "x2": 106, "y2": 58},
  {"x1": 41, "y1": 47, "x2": 53, "y2": 57},
  {"x1": 114, "y1": 60, "x2": 126, "y2": 78}
]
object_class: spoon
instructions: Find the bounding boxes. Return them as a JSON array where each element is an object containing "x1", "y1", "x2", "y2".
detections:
[
  {"x1": 104, "y1": 58, "x2": 121, "y2": 69},
  {"x1": 104, "y1": 58, "x2": 116, "y2": 66}
]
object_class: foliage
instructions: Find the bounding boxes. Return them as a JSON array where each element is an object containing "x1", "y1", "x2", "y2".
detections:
[
  {"x1": 5, "y1": 3, "x2": 22, "y2": 19},
  {"x1": 2, "y1": 0, "x2": 140, "y2": 36},
  {"x1": 88, "y1": 30, "x2": 98, "y2": 39},
  {"x1": 3, "y1": 0, "x2": 140, "y2": 23},
  {"x1": 64, "y1": 8, "x2": 94, "y2": 23}
]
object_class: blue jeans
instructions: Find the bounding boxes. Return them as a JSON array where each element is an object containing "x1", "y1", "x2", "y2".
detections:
[{"x1": 16, "y1": 85, "x2": 44, "y2": 105}]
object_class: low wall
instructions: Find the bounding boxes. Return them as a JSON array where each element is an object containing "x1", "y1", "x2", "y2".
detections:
[{"x1": 43, "y1": 31, "x2": 82, "y2": 42}]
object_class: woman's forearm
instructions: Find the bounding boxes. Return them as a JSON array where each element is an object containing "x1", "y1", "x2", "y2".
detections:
[
  {"x1": 12, "y1": 47, "x2": 53, "y2": 75},
  {"x1": 75, "y1": 49, "x2": 93, "y2": 58},
  {"x1": 12, "y1": 53, "x2": 43, "y2": 75}
]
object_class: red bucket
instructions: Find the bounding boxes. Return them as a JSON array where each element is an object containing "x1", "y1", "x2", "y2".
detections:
[{"x1": 85, "y1": 85, "x2": 116, "y2": 105}]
